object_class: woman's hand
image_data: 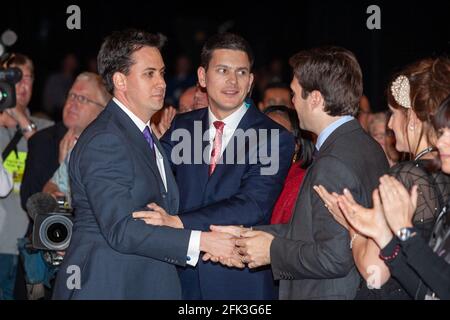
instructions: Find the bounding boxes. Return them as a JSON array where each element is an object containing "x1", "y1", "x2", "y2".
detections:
[
  {"x1": 337, "y1": 188, "x2": 393, "y2": 248},
  {"x1": 314, "y1": 185, "x2": 349, "y2": 230},
  {"x1": 378, "y1": 175, "x2": 418, "y2": 235}
]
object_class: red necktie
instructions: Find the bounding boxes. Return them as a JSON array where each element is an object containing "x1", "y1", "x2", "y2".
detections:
[{"x1": 209, "y1": 121, "x2": 225, "y2": 176}]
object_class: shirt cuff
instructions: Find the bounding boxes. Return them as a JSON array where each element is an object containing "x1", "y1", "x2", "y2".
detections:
[{"x1": 186, "y1": 230, "x2": 201, "y2": 267}]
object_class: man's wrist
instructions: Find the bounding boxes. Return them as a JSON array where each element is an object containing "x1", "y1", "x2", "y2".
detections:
[{"x1": 199, "y1": 231, "x2": 210, "y2": 252}]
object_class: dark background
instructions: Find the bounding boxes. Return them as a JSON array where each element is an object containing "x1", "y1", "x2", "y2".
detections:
[{"x1": 1, "y1": 0, "x2": 449, "y2": 114}]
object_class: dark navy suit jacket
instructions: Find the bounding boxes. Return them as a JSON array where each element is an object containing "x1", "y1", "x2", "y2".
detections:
[
  {"x1": 161, "y1": 105, "x2": 295, "y2": 299},
  {"x1": 52, "y1": 100, "x2": 191, "y2": 299}
]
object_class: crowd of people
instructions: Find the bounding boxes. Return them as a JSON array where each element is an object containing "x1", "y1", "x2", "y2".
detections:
[{"x1": 0, "y1": 28, "x2": 449, "y2": 300}]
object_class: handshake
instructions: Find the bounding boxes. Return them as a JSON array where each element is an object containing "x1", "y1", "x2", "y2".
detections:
[
  {"x1": 132, "y1": 203, "x2": 274, "y2": 269},
  {"x1": 199, "y1": 225, "x2": 274, "y2": 269}
]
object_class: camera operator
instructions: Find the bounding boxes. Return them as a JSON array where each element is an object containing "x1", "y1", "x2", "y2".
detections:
[
  {"x1": 0, "y1": 53, "x2": 53, "y2": 300},
  {"x1": 17, "y1": 72, "x2": 109, "y2": 299}
]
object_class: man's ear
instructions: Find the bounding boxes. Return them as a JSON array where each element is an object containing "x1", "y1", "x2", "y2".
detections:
[
  {"x1": 247, "y1": 73, "x2": 254, "y2": 95},
  {"x1": 309, "y1": 90, "x2": 325, "y2": 111},
  {"x1": 197, "y1": 67, "x2": 207, "y2": 88},
  {"x1": 112, "y1": 72, "x2": 127, "y2": 93}
]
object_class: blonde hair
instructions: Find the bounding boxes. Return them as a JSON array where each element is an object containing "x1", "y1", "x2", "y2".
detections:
[{"x1": 75, "y1": 72, "x2": 111, "y2": 106}]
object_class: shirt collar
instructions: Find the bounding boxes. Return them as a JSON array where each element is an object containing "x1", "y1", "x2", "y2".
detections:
[
  {"x1": 208, "y1": 102, "x2": 249, "y2": 133},
  {"x1": 316, "y1": 115, "x2": 354, "y2": 151},
  {"x1": 113, "y1": 97, "x2": 150, "y2": 132}
]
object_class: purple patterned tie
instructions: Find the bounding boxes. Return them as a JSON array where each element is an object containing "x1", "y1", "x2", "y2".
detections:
[{"x1": 143, "y1": 126, "x2": 154, "y2": 150}]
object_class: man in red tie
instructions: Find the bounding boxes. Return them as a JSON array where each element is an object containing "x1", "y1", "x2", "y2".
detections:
[{"x1": 135, "y1": 33, "x2": 295, "y2": 300}]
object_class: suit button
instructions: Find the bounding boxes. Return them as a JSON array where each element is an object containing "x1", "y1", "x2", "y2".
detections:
[
  {"x1": 162, "y1": 193, "x2": 167, "y2": 198},
  {"x1": 187, "y1": 256, "x2": 191, "y2": 261}
]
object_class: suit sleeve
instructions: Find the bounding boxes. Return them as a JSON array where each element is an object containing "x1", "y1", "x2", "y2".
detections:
[
  {"x1": 175, "y1": 130, "x2": 295, "y2": 231},
  {"x1": 270, "y1": 156, "x2": 361, "y2": 279},
  {"x1": 74, "y1": 132, "x2": 191, "y2": 266}
]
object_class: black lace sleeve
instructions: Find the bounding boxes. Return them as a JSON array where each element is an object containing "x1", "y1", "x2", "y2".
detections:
[{"x1": 389, "y1": 161, "x2": 450, "y2": 239}]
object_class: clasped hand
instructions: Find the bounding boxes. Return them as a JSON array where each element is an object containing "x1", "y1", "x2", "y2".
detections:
[
  {"x1": 203, "y1": 225, "x2": 274, "y2": 269},
  {"x1": 132, "y1": 204, "x2": 273, "y2": 269}
]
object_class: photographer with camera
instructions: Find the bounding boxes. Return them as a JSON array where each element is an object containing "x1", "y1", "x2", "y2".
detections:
[
  {"x1": 0, "y1": 53, "x2": 53, "y2": 300},
  {"x1": 16, "y1": 72, "x2": 109, "y2": 299}
]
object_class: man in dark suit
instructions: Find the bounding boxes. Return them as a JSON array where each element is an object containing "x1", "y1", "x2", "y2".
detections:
[
  {"x1": 52, "y1": 29, "x2": 236, "y2": 299},
  {"x1": 213, "y1": 47, "x2": 389, "y2": 299},
  {"x1": 135, "y1": 33, "x2": 295, "y2": 299}
]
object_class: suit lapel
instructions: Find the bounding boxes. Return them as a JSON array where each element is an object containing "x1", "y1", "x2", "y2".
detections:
[
  {"x1": 108, "y1": 101, "x2": 164, "y2": 188},
  {"x1": 153, "y1": 134, "x2": 179, "y2": 214},
  {"x1": 189, "y1": 109, "x2": 210, "y2": 190}
]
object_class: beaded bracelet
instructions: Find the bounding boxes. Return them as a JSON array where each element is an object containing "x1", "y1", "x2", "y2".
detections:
[{"x1": 379, "y1": 244, "x2": 401, "y2": 262}]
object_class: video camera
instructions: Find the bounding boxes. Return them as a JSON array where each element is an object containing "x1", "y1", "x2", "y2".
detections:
[
  {"x1": 26, "y1": 192, "x2": 74, "y2": 251},
  {"x1": 0, "y1": 29, "x2": 22, "y2": 111}
]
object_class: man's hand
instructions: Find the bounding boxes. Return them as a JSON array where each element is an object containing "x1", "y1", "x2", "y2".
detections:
[
  {"x1": 5, "y1": 107, "x2": 37, "y2": 139},
  {"x1": 59, "y1": 129, "x2": 77, "y2": 164},
  {"x1": 200, "y1": 231, "x2": 244, "y2": 269},
  {"x1": 235, "y1": 230, "x2": 274, "y2": 269},
  {"x1": 132, "y1": 202, "x2": 183, "y2": 229},
  {"x1": 209, "y1": 225, "x2": 250, "y2": 237},
  {"x1": 42, "y1": 180, "x2": 65, "y2": 200},
  {"x1": 202, "y1": 225, "x2": 250, "y2": 267}
]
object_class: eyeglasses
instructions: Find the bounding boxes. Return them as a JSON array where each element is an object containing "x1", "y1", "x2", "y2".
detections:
[{"x1": 68, "y1": 92, "x2": 104, "y2": 108}]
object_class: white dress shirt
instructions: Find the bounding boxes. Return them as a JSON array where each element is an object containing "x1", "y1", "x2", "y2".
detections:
[
  {"x1": 113, "y1": 97, "x2": 200, "y2": 266},
  {"x1": 207, "y1": 102, "x2": 250, "y2": 161}
]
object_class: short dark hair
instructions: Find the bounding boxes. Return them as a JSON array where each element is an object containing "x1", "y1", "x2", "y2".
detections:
[
  {"x1": 97, "y1": 29, "x2": 164, "y2": 94},
  {"x1": 289, "y1": 46, "x2": 363, "y2": 117},
  {"x1": 200, "y1": 33, "x2": 254, "y2": 70}
]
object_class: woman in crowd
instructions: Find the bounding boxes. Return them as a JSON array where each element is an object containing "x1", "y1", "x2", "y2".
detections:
[
  {"x1": 263, "y1": 105, "x2": 314, "y2": 224},
  {"x1": 315, "y1": 57, "x2": 450, "y2": 299},
  {"x1": 335, "y1": 94, "x2": 450, "y2": 299}
]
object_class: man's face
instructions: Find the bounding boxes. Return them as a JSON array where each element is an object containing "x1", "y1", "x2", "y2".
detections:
[
  {"x1": 123, "y1": 46, "x2": 166, "y2": 115},
  {"x1": 198, "y1": 49, "x2": 253, "y2": 116},
  {"x1": 260, "y1": 87, "x2": 293, "y2": 111},
  {"x1": 290, "y1": 77, "x2": 310, "y2": 130},
  {"x1": 13, "y1": 63, "x2": 34, "y2": 109},
  {"x1": 62, "y1": 79, "x2": 104, "y2": 134}
]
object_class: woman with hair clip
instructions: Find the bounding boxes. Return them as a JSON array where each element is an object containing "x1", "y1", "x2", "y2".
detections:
[
  {"x1": 315, "y1": 57, "x2": 450, "y2": 299},
  {"x1": 263, "y1": 105, "x2": 315, "y2": 224},
  {"x1": 335, "y1": 94, "x2": 450, "y2": 300}
]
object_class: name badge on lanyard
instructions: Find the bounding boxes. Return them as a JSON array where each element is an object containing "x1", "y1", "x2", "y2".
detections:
[{"x1": 3, "y1": 150, "x2": 27, "y2": 193}]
